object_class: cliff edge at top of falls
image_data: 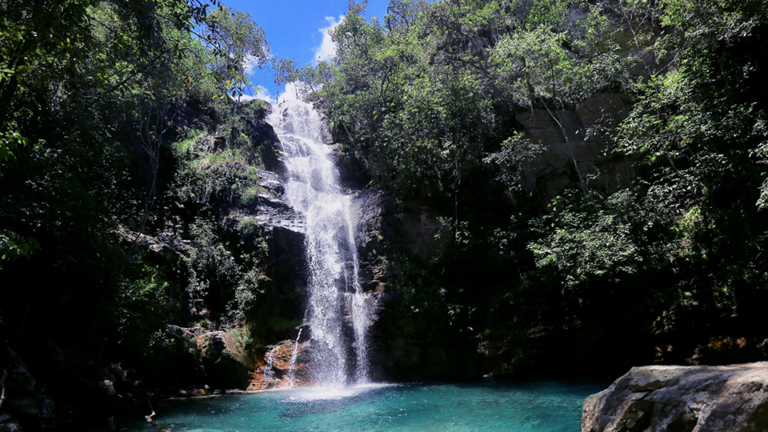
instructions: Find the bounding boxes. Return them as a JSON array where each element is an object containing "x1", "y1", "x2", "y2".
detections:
[{"x1": 582, "y1": 362, "x2": 768, "y2": 432}]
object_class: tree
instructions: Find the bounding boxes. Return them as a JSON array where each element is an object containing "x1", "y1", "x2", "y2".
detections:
[
  {"x1": 198, "y1": 5, "x2": 269, "y2": 113},
  {"x1": 272, "y1": 57, "x2": 296, "y2": 100}
]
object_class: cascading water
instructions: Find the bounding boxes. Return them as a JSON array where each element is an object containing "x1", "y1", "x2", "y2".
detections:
[
  {"x1": 263, "y1": 346, "x2": 278, "y2": 387},
  {"x1": 267, "y1": 89, "x2": 373, "y2": 387},
  {"x1": 287, "y1": 328, "x2": 302, "y2": 388}
]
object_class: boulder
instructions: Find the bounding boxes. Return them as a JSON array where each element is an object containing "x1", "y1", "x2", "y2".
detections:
[{"x1": 582, "y1": 362, "x2": 768, "y2": 432}]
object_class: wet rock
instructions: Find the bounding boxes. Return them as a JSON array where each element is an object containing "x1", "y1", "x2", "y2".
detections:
[
  {"x1": 582, "y1": 362, "x2": 768, "y2": 432},
  {"x1": 256, "y1": 169, "x2": 285, "y2": 198},
  {"x1": 234, "y1": 167, "x2": 307, "y2": 296},
  {"x1": 191, "y1": 388, "x2": 210, "y2": 397},
  {"x1": 248, "y1": 337, "x2": 312, "y2": 390},
  {"x1": 239, "y1": 168, "x2": 306, "y2": 234},
  {"x1": 252, "y1": 196, "x2": 305, "y2": 234},
  {"x1": 267, "y1": 224, "x2": 308, "y2": 295},
  {"x1": 313, "y1": 104, "x2": 335, "y2": 145},
  {"x1": 97, "y1": 379, "x2": 116, "y2": 397}
]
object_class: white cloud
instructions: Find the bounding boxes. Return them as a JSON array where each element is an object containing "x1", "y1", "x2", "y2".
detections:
[
  {"x1": 313, "y1": 15, "x2": 344, "y2": 64},
  {"x1": 255, "y1": 86, "x2": 277, "y2": 104},
  {"x1": 237, "y1": 86, "x2": 276, "y2": 104},
  {"x1": 241, "y1": 84, "x2": 302, "y2": 105},
  {"x1": 278, "y1": 82, "x2": 317, "y2": 104},
  {"x1": 243, "y1": 54, "x2": 261, "y2": 75}
]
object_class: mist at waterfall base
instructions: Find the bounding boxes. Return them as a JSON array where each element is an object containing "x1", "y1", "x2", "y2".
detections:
[{"x1": 124, "y1": 381, "x2": 601, "y2": 431}]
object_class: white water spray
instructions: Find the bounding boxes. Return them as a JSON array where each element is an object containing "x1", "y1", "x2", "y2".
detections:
[
  {"x1": 263, "y1": 346, "x2": 278, "y2": 387},
  {"x1": 288, "y1": 328, "x2": 302, "y2": 388},
  {"x1": 267, "y1": 88, "x2": 374, "y2": 387}
]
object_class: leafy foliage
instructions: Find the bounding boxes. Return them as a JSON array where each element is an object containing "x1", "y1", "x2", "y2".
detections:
[
  {"x1": 198, "y1": 5, "x2": 269, "y2": 105},
  {"x1": 0, "y1": 0, "x2": 279, "y2": 418},
  {"x1": 313, "y1": 0, "x2": 768, "y2": 373}
]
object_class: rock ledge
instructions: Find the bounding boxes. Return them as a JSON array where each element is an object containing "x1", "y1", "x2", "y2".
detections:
[{"x1": 582, "y1": 362, "x2": 768, "y2": 432}]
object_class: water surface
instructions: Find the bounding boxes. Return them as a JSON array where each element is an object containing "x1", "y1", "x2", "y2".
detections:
[{"x1": 127, "y1": 381, "x2": 599, "y2": 432}]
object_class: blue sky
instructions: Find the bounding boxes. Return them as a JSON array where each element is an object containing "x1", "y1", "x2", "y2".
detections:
[{"x1": 220, "y1": 0, "x2": 391, "y2": 101}]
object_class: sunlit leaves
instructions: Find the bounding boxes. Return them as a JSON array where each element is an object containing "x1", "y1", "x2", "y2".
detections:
[
  {"x1": 199, "y1": 5, "x2": 269, "y2": 101},
  {"x1": 0, "y1": 230, "x2": 39, "y2": 269},
  {"x1": 0, "y1": 130, "x2": 28, "y2": 161},
  {"x1": 489, "y1": 8, "x2": 625, "y2": 108},
  {"x1": 483, "y1": 132, "x2": 543, "y2": 191},
  {"x1": 529, "y1": 191, "x2": 641, "y2": 289}
]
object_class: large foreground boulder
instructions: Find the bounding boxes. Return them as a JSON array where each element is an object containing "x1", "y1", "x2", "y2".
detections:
[{"x1": 582, "y1": 362, "x2": 768, "y2": 432}]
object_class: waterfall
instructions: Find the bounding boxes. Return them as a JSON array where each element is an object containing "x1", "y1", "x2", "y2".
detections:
[
  {"x1": 267, "y1": 92, "x2": 373, "y2": 387},
  {"x1": 287, "y1": 328, "x2": 302, "y2": 388},
  {"x1": 263, "y1": 346, "x2": 278, "y2": 387}
]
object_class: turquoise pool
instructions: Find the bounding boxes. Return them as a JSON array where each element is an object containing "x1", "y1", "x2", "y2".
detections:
[{"x1": 126, "y1": 381, "x2": 601, "y2": 432}]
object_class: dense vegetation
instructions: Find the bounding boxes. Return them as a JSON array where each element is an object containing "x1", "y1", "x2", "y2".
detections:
[
  {"x1": 3, "y1": 0, "x2": 768, "y2": 429},
  {"x1": 307, "y1": 0, "x2": 768, "y2": 376},
  {"x1": 0, "y1": 0, "x2": 293, "y2": 426}
]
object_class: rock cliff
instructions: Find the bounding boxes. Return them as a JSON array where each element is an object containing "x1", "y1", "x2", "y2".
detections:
[{"x1": 518, "y1": 92, "x2": 636, "y2": 199}]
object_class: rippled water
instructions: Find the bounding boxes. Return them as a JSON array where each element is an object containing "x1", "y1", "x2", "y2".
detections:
[{"x1": 124, "y1": 381, "x2": 600, "y2": 432}]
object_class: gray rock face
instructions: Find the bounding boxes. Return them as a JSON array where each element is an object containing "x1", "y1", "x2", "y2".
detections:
[
  {"x1": 350, "y1": 186, "x2": 389, "y2": 293},
  {"x1": 582, "y1": 363, "x2": 768, "y2": 432},
  {"x1": 244, "y1": 102, "x2": 286, "y2": 175},
  {"x1": 253, "y1": 169, "x2": 305, "y2": 234},
  {"x1": 517, "y1": 92, "x2": 636, "y2": 199}
]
